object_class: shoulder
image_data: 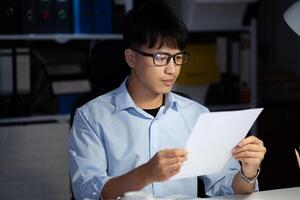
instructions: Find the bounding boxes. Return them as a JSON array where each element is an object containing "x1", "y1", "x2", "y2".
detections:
[
  {"x1": 172, "y1": 92, "x2": 209, "y2": 113},
  {"x1": 77, "y1": 89, "x2": 119, "y2": 120},
  {"x1": 171, "y1": 92, "x2": 209, "y2": 131}
]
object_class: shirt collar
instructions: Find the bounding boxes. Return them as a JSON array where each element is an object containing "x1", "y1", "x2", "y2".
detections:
[
  {"x1": 115, "y1": 78, "x2": 136, "y2": 112},
  {"x1": 164, "y1": 92, "x2": 179, "y2": 111},
  {"x1": 114, "y1": 78, "x2": 180, "y2": 113}
]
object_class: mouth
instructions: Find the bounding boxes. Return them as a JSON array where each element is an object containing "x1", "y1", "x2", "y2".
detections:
[{"x1": 162, "y1": 79, "x2": 175, "y2": 86}]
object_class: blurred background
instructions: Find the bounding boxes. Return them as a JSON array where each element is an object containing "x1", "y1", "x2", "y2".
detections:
[{"x1": 0, "y1": 0, "x2": 299, "y2": 199}]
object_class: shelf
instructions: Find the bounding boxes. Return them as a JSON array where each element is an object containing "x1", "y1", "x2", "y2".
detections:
[
  {"x1": 0, "y1": 34, "x2": 123, "y2": 43},
  {"x1": 0, "y1": 114, "x2": 70, "y2": 125},
  {"x1": 188, "y1": 27, "x2": 251, "y2": 35},
  {"x1": 194, "y1": 0, "x2": 257, "y2": 3}
]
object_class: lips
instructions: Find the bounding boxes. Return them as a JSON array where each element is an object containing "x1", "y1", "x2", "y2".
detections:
[{"x1": 162, "y1": 79, "x2": 175, "y2": 86}]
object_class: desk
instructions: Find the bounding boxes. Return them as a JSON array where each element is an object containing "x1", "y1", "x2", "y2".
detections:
[
  {"x1": 120, "y1": 187, "x2": 300, "y2": 200},
  {"x1": 204, "y1": 187, "x2": 300, "y2": 200}
]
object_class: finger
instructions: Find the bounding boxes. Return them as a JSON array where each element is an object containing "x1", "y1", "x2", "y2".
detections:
[
  {"x1": 162, "y1": 167, "x2": 181, "y2": 181},
  {"x1": 166, "y1": 161, "x2": 183, "y2": 174},
  {"x1": 168, "y1": 166, "x2": 182, "y2": 178},
  {"x1": 238, "y1": 136, "x2": 263, "y2": 147},
  {"x1": 159, "y1": 148, "x2": 188, "y2": 158},
  {"x1": 233, "y1": 151, "x2": 265, "y2": 160},
  {"x1": 164, "y1": 156, "x2": 188, "y2": 165},
  {"x1": 233, "y1": 144, "x2": 265, "y2": 154},
  {"x1": 154, "y1": 162, "x2": 182, "y2": 181}
]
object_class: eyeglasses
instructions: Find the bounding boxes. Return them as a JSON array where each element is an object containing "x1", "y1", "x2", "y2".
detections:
[{"x1": 131, "y1": 48, "x2": 190, "y2": 66}]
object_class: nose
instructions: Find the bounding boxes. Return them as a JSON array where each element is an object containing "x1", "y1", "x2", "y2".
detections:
[{"x1": 164, "y1": 58, "x2": 176, "y2": 74}]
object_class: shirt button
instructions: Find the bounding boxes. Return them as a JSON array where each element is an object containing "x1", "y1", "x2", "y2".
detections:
[{"x1": 91, "y1": 192, "x2": 97, "y2": 199}]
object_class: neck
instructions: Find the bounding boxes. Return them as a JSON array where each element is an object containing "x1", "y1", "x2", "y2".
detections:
[{"x1": 127, "y1": 76, "x2": 164, "y2": 109}]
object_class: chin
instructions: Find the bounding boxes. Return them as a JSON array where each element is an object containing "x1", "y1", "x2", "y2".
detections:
[{"x1": 158, "y1": 87, "x2": 172, "y2": 94}]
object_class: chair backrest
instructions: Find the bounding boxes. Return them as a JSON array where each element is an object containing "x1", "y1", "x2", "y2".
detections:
[
  {"x1": 70, "y1": 40, "x2": 130, "y2": 127},
  {"x1": 89, "y1": 40, "x2": 130, "y2": 94}
]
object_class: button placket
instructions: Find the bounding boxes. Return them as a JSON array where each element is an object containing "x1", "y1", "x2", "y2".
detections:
[{"x1": 149, "y1": 119, "x2": 160, "y2": 158}]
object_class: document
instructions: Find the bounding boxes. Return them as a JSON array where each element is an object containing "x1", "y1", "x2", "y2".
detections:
[{"x1": 171, "y1": 108, "x2": 263, "y2": 180}]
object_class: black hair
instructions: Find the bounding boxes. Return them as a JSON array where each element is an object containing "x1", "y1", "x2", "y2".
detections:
[{"x1": 122, "y1": 1, "x2": 188, "y2": 50}]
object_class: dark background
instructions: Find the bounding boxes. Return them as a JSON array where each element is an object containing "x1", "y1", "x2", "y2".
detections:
[{"x1": 256, "y1": 0, "x2": 300, "y2": 190}]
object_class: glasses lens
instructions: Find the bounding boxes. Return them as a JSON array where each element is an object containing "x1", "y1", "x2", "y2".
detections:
[
  {"x1": 153, "y1": 53, "x2": 169, "y2": 66},
  {"x1": 152, "y1": 52, "x2": 189, "y2": 66},
  {"x1": 175, "y1": 53, "x2": 189, "y2": 65}
]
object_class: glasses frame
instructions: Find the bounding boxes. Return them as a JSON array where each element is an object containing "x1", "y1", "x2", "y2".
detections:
[{"x1": 131, "y1": 48, "x2": 190, "y2": 66}]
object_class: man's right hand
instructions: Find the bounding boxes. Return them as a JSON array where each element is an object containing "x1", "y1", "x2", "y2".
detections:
[
  {"x1": 101, "y1": 149, "x2": 188, "y2": 199},
  {"x1": 144, "y1": 149, "x2": 188, "y2": 183}
]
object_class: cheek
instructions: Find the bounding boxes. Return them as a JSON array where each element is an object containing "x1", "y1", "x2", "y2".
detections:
[
  {"x1": 135, "y1": 60, "x2": 161, "y2": 79},
  {"x1": 171, "y1": 66, "x2": 181, "y2": 80},
  {"x1": 138, "y1": 68, "x2": 162, "y2": 82},
  {"x1": 175, "y1": 66, "x2": 181, "y2": 76}
]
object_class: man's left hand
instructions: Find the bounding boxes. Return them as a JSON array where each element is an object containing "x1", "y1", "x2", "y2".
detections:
[{"x1": 232, "y1": 136, "x2": 266, "y2": 178}]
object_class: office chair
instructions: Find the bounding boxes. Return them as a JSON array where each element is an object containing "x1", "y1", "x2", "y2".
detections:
[
  {"x1": 88, "y1": 39, "x2": 130, "y2": 94},
  {"x1": 69, "y1": 39, "x2": 207, "y2": 198}
]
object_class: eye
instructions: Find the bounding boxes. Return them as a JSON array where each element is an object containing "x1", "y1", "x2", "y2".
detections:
[
  {"x1": 155, "y1": 53, "x2": 168, "y2": 61},
  {"x1": 175, "y1": 54, "x2": 183, "y2": 60}
]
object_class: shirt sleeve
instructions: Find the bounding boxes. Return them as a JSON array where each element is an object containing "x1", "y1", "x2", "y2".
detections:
[
  {"x1": 68, "y1": 108, "x2": 112, "y2": 200},
  {"x1": 201, "y1": 158, "x2": 259, "y2": 196}
]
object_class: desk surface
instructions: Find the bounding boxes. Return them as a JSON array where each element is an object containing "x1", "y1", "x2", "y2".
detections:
[
  {"x1": 204, "y1": 187, "x2": 300, "y2": 200},
  {"x1": 120, "y1": 187, "x2": 300, "y2": 200}
]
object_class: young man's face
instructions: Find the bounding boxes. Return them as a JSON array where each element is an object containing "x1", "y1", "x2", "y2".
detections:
[{"x1": 129, "y1": 43, "x2": 183, "y2": 96}]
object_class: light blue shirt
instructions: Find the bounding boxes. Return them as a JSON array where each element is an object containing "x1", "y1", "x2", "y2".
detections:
[{"x1": 68, "y1": 79, "x2": 258, "y2": 200}]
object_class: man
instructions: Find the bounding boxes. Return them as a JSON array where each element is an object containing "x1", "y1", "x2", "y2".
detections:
[{"x1": 68, "y1": 2, "x2": 266, "y2": 200}]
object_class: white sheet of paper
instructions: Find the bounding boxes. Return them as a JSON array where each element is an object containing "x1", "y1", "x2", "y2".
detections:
[{"x1": 171, "y1": 108, "x2": 263, "y2": 180}]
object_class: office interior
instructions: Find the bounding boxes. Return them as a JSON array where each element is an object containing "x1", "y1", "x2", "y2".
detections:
[{"x1": 0, "y1": 0, "x2": 299, "y2": 199}]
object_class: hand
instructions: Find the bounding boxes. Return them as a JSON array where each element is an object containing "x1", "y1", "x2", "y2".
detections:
[
  {"x1": 232, "y1": 136, "x2": 266, "y2": 178},
  {"x1": 144, "y1": 149, "x2": 188, "y2": 182}
]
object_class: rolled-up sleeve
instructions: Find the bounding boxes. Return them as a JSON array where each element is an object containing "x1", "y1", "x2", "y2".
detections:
[
  {"x1": 201, "y1": 158, "x2": 259, "y2": 196},
  {"x1": 68, "y1": 109, "x2": 112, "y2": 200}
]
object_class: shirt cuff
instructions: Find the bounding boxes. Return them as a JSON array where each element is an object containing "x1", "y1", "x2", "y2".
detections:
[
  {"x1": 224, "y1": 169, "x2": 239, "y2": 195},
  {"x1": 83, "y1": 176, "x2": 113, "y2": 200}
]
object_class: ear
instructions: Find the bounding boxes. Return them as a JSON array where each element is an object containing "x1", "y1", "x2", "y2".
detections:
[{"x1": 124, "y1": 49, "x2": 136, "y2": 69}]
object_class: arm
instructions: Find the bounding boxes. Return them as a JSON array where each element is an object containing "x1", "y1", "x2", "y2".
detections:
[
  {"x1": 101, "y1": 149, "x2": 188, "y2": 199},
  {"x1": 68, "y1": 109, "x2": 110, "y2": 200},
  {"x1": 232, "y1": 136, "x2": 266, "y2": 194},
  {"x1": 69, "y1": 109, "x2": 189, "y2": 200}
]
